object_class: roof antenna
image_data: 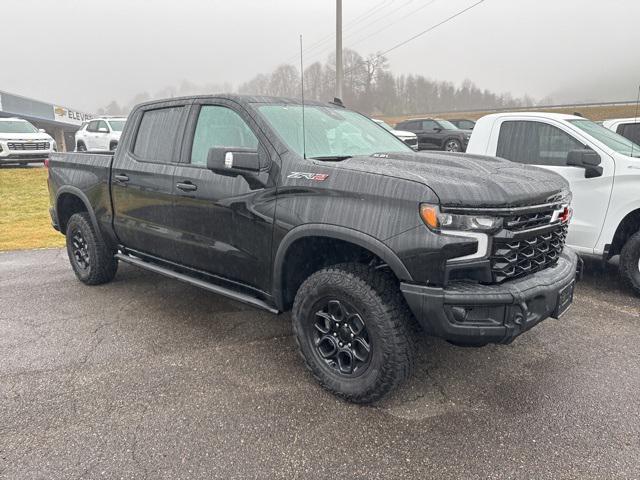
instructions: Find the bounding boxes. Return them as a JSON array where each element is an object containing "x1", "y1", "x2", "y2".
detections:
[
  {"x1": 300, "y1": 34, "x2": 307, "y2": 160},
  {"x1": 631, "y1": 84, "x2": 640, "y2": 158}
]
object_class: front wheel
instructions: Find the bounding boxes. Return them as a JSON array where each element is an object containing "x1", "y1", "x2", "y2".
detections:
[
  {"x1": 620, "y1": 230, "x2": 640, "y2": 295},
  {"x1": 65, "y1": 212, "x2": 118, "y2": 285},
  {"x1": 292, "y1": 263, "x2": 416, "y2": 403},
  {"x1": 444, "y1": 139, "x2": 462, "y2": 152},
  {"x1": 76, "y1": 141, "x2": 87, "y2": 152}
]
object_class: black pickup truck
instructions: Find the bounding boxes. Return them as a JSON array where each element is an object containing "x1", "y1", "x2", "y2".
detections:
[{"x1": 48, "y1": 95, "x2": 578, "y2": 403}]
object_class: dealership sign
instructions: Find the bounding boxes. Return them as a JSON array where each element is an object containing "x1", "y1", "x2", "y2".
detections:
[{"x1": 53, "y1": 106, "x2": 93, "y2": 125}]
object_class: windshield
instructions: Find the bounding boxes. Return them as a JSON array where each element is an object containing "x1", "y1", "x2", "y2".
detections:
[
  {"x1": 258, "y1": 105, "x2": 412, "y2": 158},
  {"x1": 0, "y1": 120, "x2": 39, "y2": 134},
  {"x1": 107, "y1": 120, "x2": 126, "y2": 132},
  {"x1": 437, "y1": 120, "x2": 459, "y2": 130},
  {"x1": 569, "y1": 119, "x2": 640, "y2": 157}
]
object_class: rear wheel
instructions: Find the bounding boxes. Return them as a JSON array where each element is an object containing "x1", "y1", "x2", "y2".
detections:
[
  {"x1": 292, "y1": 263, "x2": 416, "y2": 403},
  {"x1": 444, "y1": 139, "x2": 462, "y2": 152},
  {"x1": 619, "y1": 230, "x2": 640, "y2": 295},
  {"x1": 65, "y1": 212, "x2": 118, "y2": 285}
]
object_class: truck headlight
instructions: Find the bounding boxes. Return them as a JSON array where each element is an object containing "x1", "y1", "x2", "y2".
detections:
[{"x1": 420, "y1": 204, "x2": 502, "y2": 233}]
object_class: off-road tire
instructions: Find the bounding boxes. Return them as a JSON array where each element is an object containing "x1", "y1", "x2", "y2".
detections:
[
  {"x1": 619, "y1": 230, "x2": 640, "y2": 295},
  {"x1": 65, "y1": 212, "x2": 118, "y2": 285},
  {"x1": 292, "y1": 263, "x2": 417, "y2": 404}
]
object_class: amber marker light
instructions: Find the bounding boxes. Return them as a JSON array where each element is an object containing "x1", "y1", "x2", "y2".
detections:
[{"x1": 420, "y1": 204, "x2": 440, "y2": 231}]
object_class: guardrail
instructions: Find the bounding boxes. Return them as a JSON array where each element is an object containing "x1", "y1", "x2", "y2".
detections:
[{"x1": 404, "y1": 100, "x2": 639, "y2": 116}]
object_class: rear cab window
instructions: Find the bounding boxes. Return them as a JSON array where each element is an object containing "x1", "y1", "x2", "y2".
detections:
[{"x1": 133, "y1": 106, "x2": 185, "y2": 163}]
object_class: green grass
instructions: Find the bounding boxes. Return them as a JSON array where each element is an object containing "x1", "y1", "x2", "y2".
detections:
[{"x1": 0, "y1": 167, "x2": 65, "y2": 251}]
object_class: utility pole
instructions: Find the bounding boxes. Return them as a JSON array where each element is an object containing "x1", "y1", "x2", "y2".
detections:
[{"x1": 335, "y1": 0, "x2": 343, "y2": 100}]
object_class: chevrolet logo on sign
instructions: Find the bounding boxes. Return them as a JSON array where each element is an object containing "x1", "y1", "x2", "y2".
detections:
[{"x1": 53, "y1": 105, "x2": 93, "y2": 125}]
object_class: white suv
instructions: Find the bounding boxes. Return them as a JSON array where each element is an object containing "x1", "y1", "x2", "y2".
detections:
[
  {"x1": 0, "y1": 118, "x2": 56, "y2": 165},
  {"x1": 75, "y1": 117, "x2": 127, "y2": 152}
]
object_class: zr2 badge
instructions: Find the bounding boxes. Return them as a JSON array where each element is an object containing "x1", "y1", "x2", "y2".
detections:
[{"x1": 287, "y1": 172, "x2": 329, "y2": 181}]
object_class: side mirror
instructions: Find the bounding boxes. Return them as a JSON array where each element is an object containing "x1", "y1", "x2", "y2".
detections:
[
  {"x1": 207, "y1": 147, "x2": 265, "y2": 188},
  {"x1": 98, "y1": 127, "x2": 109, "y2": 133},
  {"x1": 566, "y1": 149, "x2": 603, "y2": 178},
  {"x1": 38, "y1": 128, "x2": 47, "y2": 134},
  {"x1": 433, "y1": 127, "x2": 442, "y2": 133}
]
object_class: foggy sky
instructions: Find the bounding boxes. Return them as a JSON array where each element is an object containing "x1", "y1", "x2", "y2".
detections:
[{"x1": 2, "y1": 0, "x2": 639, "y2": 113}]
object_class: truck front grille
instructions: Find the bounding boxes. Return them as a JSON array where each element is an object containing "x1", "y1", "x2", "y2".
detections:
[
  {"x1": 504, "y1": 210, "x2": 555, "y2": 231},
  {"x1": 490, "y1": 223, "x2": 568, "y2": 283},
  {"x1": 8, "y1": 142, "x2": 49, "y2": 150}
]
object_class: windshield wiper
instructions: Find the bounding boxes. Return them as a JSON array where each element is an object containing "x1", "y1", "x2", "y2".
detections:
[{"x1": 309, "y1": 155, "x2": 352, "y2": 161}]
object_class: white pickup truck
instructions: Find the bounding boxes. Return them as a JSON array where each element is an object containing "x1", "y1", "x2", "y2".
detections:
[
  {"x1": 467, "y1": 112, "x2": 640, "y2": 294},
  {"x1": 602, "y1": 117, "x2": 640, "y2": 145}
]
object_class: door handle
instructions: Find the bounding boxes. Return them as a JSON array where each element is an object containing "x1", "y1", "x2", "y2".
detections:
[
  {"x1": 114, "y1": 174, "x2": 129, "y2": 182},
  {"x1": 176, "y1": 181, "x2": 197, "y2": 192}
]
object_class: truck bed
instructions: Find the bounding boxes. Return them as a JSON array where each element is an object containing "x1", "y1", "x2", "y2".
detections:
[{"x1": 47, "y1": 151, "x2": 115, "y2": 236}]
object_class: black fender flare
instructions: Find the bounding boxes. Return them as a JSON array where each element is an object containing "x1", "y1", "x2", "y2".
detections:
[
  {"x1": 272, "y1": 224, "x2": 413, "y2": 310},
  {"x1": 55, "y1": 186, "x2": 102, "y2": 237}
]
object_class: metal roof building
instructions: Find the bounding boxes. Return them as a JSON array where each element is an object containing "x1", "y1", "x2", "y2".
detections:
[{"x1": 0, "y1": 90, "x2": 94, "y2": 151}]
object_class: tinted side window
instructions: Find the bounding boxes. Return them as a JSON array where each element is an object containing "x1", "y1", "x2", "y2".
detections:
[
  {"x1": 133, "y1": 107, "x2": 184, "y2": 163},
  {"x1": 190, "y1": 106, "x2": 259, "y2": 166},
  {"x1": 497, "y1": 121, "x2": 583, "y2": 166},
  {"x1": 87, "y1": 120, "x2": 99, "y2": 132},
  {"x1": 97, "y1": 120, "x2": 109, "y2": 131},
  {"x1": 422, "y1": 120, "x2": 438, "y2": 130},
  {"x1": 618, "y1": 123, "x2": 640, "y2": 145},
  {"x1": 400, "y1": 121, "x2": 420, "y2": 131},
  {"x1": 459, "y1": 120, "x2": 475, "y2": 129}
]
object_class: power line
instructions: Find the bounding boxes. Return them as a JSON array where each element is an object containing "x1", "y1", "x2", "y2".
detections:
[
  {"x1": 345, "y1": 0, "x2": 438, "y2": 51},
  {"x1": 282, "y1": 0, "x2": 395, "y2": 64},
  {"x1": 303, "y1": 0, "x2": 416, "y2": 65},
  {"x1": 343, "y1": 0, "x2": 486, "y2": 76}
]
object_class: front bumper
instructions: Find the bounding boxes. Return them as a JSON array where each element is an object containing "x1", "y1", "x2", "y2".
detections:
[{"x1": 401, "y1": 249, "x2": 579, "y2": 345}]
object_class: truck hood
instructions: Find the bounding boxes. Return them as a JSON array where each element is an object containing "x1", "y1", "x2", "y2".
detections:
[
  {"x1": 0, "y1": 132, "x2": 53, "y2": 142},
  {"x1": 326, "y1": 151, "x2": 570, "y2": 208}
]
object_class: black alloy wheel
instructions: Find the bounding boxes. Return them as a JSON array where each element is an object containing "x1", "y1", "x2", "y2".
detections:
[
  {"x1": 70, "y1": 229, "x2": 90, "y2": 271},
  {"x1": 444, "y1": 139, "x2": 462, "y2": 152},
  {"x1": 312, "y1": 298, "x2": 371, "y2": 376}
]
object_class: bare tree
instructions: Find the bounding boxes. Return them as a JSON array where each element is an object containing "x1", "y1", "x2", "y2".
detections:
[{"x1": 100, "y1": 48, "x2": 537, "y2": 116}]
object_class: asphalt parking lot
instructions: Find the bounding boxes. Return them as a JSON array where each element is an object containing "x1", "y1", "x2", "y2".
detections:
[{"x1": 1, "y1": 249, "x2": 639, "y2": 479}]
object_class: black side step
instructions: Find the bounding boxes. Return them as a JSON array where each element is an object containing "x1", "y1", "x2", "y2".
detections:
[{"x1": 115, "y1": 253, "x2": 279, "y2": 314}]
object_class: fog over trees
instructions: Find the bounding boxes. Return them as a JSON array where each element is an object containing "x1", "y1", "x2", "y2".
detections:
[{"x1": 99, "y1": 49, "x2": 540, "y2": 116}]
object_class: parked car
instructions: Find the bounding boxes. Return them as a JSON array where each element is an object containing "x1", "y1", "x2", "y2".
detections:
[
  {"x1": 467, "y1": 112, "x2": 640, "y2": 294},
  {"x1": 449, "y1": 119, "x2": 476, "y2": 130},
  {"x1": 75, "y1": 117, "x2": 127, "y2": 152},
  {"x1": 602, "y1": 117, "x2": 640, "y2": 145},
  {"x1": 0, "y1": 117, "x2": 56, "y2": 165},
  {"x1": 372, "y1": 119, "x2": 418, "y2": 150},
  {"x1": 395, "y1": 118, "x2": 471, "y2": 152},
  {"x1": 48, "y1": 95, "x2": 578, "y2": 403}
]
